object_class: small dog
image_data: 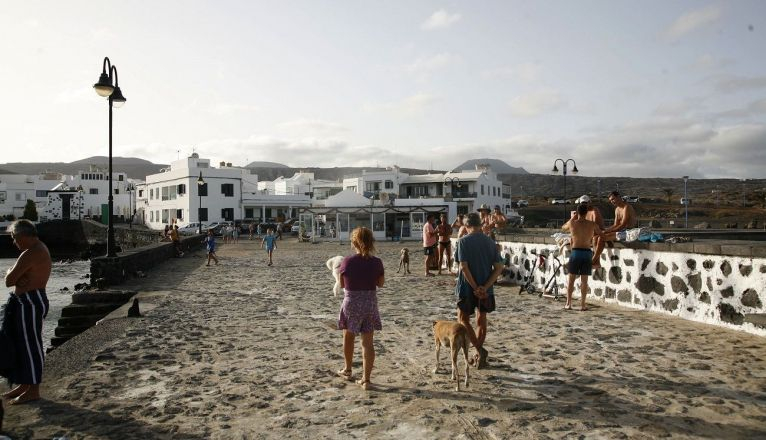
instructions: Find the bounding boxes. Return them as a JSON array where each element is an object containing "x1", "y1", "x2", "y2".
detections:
[
  {"x1": 325, "y1": 256, "x2": 345, "y2": 296},
  {"x1": 432, "y1": 320, "x2": 470, "y2": 391},
  {"x1": 396, "y1": 248, "x2": 411, "y2": 274}
]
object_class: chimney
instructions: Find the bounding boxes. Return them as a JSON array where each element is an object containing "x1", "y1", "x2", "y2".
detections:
[
  {"x1": 219, "y1": 161, "x2": 226, "y2": 167},
  {"x1": 226, "y1": 162, "x2": 232, "y2": 167}
]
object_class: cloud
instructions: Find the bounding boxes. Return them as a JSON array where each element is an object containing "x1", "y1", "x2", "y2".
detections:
[
  {"x1": 276, "y1": 118, "x2": 350, "y2": 136},
  {"x1": 712, "y1": 75, "x2": 766, "y2": 93},
  {"x1": 509, "y1": 90, "x2": 565, "y2": 117},
  {"x1": 689, "y1": 53, "x2": 735, "y2": 71},
  {"x1": 206, "y1": 103, "x2": 261, "y2": 115},
  {"x1": 363, "y1": 92, "x2": 440, "y2": 115},
  {"x1": 714, "y1": 98, "x2": 766, "y2": 119},
  {"x1": 664, "y1": 4, "x2": 722, "y2": 41},
  {"x1": 421, "y1": 9, "x2": 461, "y2": 30},
  {"x1": 405, "y1": 52, "x2": 460, "y2": 80},
  {"x1": 481, "y1": 63, "x2": 542, "y2": 83}
]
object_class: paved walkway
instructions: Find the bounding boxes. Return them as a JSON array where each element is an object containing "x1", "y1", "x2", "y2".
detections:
[{"x1": 4, "y1": 240, "x2": 766, "y2": 439}]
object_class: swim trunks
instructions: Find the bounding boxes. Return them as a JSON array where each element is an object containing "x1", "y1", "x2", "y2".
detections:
[
  {"x1": 6, "y1": 290, "x2": 49, "y2": 384},
  {"x1": 439, "y1": 241, "x2": 451, "y2": 247},
  {"x1": 423, "y1": 244, "x2": 437, "y2": 255},
  {"x1": 568, "y1": 248, "x2": 593, "y2": 275},
  {"x1": 457, "y1": 293, "x2": 496, "y2": 316}
]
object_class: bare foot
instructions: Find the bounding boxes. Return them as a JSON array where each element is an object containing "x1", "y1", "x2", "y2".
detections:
[
  {"x1": 564, "y1": 305, "x2": 572, "y2": 310},
  {"x1": 337, "y1": 368, "x2": 353, "y2": 381},
  {"x1": 580, "y1": 306, "x2": 589, "y2": 311},
  {"x1": 356, "y1": 379, "x2": 374, "y2": 390}
]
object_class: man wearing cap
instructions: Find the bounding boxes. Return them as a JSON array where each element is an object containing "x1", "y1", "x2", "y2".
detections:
[
  {"x1": 454, "y1": 213, "x2": 504, "y2": 368},
  {"x1": 592, "y1": 191, "x2": 637, "y2": 268},
  {"x1": 562, "y1": 203, "x2": 604, "y2": 310},
  {"x1": 575, "y1": 195, "x2": 604, "y2": 229}
]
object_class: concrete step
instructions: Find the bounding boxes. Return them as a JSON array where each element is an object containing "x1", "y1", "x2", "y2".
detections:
[
  {"x1": 57, "y1": 315, "x2": 103, "y2": 327},
  {"x1": 61, "y1": 303, "x2": 123, "y2": 317},
  {"x1": 71, "y1": 290, "x2": 136, "y2": 305},
  {"x1": 54, "y1": 325, "x2": 92, "y2": 338}
]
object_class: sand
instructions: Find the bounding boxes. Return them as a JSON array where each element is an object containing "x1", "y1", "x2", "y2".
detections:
[{"x1": 3, "y1": 238, "x2": 766, "y2": 439}]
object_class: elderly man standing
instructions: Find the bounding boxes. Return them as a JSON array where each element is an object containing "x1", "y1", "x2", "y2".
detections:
[
  {"x1": 454, "y1": 213, "x2": 505, "y2": 369},
  {"x1": 592, "y1": 191, "x2": 637, "y2": 268},
  {"x1": 2, "y1": 220, "x2": 51, "y2": 405}
]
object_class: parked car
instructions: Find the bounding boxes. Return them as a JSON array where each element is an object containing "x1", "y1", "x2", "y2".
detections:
[
  {"x1": 550, "y1": 199, "x2": 568, "y2": 205},
  {"x1": 178, "y1": 222, "x2": 204, "y2": 235},
  {"x1": 517, "y1": 199, "x2": 529, "y2": 207},
  {"x1": 680, "y1": 198, "x2": 692, "y2": 205},
  {"x1": 291, "y1": 221, "x2": 306, "y2": 234},
  {"x1": 622, "y1": 196, "x2": 640, "y2": 203}
]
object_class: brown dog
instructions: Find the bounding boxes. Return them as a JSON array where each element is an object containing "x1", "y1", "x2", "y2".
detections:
[
  {"x1": 396, "y1": 248, "x2": 410, "y2": 274},
  {"x1": 433, "y1": 320, "x2": 470, "y2": 391}
]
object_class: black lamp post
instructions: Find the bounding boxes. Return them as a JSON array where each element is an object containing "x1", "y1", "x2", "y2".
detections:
[
  {"x1": 126, "y1": 183, "x2": 135, "y2": 229},
  {"x1": 443, "y1": 177, "x2": 461, "y2": 197},
  {"x1": 93, "y1": 56, "x2": 127, "y2": 257},
  {"x1": 682, "y1": 175, "x2": 689, "y2": 228},
  {"x1": 197, "y1": 171, "x2": 205, "y2": 234},
  {"x1": 552, "y1": 158, "x2": 578, "y2": 222},
  {"x1": 77, "y1": 185, "x2": 83, "y2": 220}
]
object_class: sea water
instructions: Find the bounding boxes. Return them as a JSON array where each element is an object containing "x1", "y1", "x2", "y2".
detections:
[{"x1": 0, "y1": 258, "x2": 91, "y2": 350}]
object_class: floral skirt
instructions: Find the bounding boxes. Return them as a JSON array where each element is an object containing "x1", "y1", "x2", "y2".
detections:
[{"x1": 338, "y1": 289, "x2": 381, "y2": 335}]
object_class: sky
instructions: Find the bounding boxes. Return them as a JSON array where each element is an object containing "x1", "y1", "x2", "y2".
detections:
[{"x1": 0, "y1": 1, "x2": 764, "y2": 179}]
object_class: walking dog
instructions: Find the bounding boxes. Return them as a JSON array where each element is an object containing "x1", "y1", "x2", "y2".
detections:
[
  {"x1": 396, "y1": 248, "x2": 411, "y2": 274},
  {"x1": 432, "y1": 320, "x2": 470, "y2": 391},
  {"x1": 325, "y1": 256, "x2": 345, "y2": 296}
]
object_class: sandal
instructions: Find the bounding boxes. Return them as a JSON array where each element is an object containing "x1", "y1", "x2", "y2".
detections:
[{"x1": 337, "y1": 369, "x2": 353, "y2": 381}]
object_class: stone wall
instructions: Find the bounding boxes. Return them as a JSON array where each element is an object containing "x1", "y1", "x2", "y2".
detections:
[
  {"x1": 91, "y1": 234, "x2": 204, "y2": 286},
  {"x1": 498, "y1": 236, "x2": 766, "y2": 336}
]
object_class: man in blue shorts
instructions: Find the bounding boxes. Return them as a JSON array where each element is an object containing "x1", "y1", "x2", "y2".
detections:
[
  {"x1": 454, "y1": 213, "x2": 504, "y2": 369},
  {"x1": 562, "y1": 203, "x2": 604, "y2": 311}
]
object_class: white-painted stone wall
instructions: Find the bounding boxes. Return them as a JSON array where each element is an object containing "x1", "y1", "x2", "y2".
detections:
[{"x1": 497, "y1": 240, "x2": 766, "y2": 336}]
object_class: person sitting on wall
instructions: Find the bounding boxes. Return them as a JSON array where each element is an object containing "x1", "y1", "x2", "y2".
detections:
[{"x1": 592, "y1": 191, "x2": 637, "y2": 268}]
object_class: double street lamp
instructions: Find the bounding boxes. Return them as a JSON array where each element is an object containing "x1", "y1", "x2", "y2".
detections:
[
  {"x1": 443, "y1": 177, "x2": 461, "y2": 197},
  {"x1": 683, "y1": 176, "x2": 689, "y2": 229},
  {"x1": 93, "y1": 56, "x2": 127, "y2": 257},
  {"x1": 552, "y1": 158, "x2": 578, "y2": 222},
  {"x1": 197, "y1": 172, "x2": 206, "y2": 234}
]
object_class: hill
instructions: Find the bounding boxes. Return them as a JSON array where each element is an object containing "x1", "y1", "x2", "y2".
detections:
[
  {"x1": 246, "y1": 166, "x2": 444, "y2": 182},
  {"x1": 453, "y1": 158, "x2": 528, "y2": 174},
  {"x1": 0, "y1": 157, "x2": 167, "y2": 180},
  {"x1": 245, "y1": 161, "x2": 290, "y2": 169}
]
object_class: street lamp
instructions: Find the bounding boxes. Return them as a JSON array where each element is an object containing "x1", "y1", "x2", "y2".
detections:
[
  {"x1": 126, "y1": 183, "x2": 135, "y2": 229},
  {"x1": 77, "y1": 185, "x2": 83, "y2": 220},
  {"x1": 197, "y1": 171, "x2": 205, "y2": 234},
  {"x1": 443, "y1": 177, "x2": 461, "y2": 197},
  {"x1": 552, "y1": 159, "x2": 578, "y2": 222},
  {"x1": 93, "y1": 56, "x2": 127, "y2": 257},
  {"x1": 682, "y1": 175, "x2": 689, "y2": 228}
]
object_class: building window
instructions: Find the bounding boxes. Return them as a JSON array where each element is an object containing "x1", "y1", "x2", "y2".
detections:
[
  {"x1": 0, "y1": 191, "x2": 6, "y2": 204},
  {"x1": 90, "y1": 188, "x2": 98, "y2": 195},
  {"x1": 15, "y1": 193, "x2": 26, "y2": 201},
  {"x1": 138, "y1": 189, "x2": 144, "y2": 197},
  {"x1": 365, "y1": 182, "x2": 381, "y2": 192},
  {"x1": 114, "y1": 189, "x2": 120, "y2": 195},
  {"x1": 162, "y1": 187, "x2": 169, "y2": 201},
  {"x1": 245, "y1": 208, "x2": 254, "y2": 218},
  {"x1": 221, "y1": 183, "x2": 234, "y2": 197},
  {"x1": 161, "y1": 210, "x2": 170, "y2": 223},
  {"x1": 118, "y1": 175, "x2": 124, "y2": 181},
  {"x1": 481, "y1": 184, "x2": 484, "y2": 195},
  {"x1": 221, "y1": 208, "x2": 234, "y2": 221},
  {"x1": 177, "y1": 184, "x2": 186, "y2": 195},
  {"x1": 150, "y1": 211, "x2": 154, "y2": 222},
  {"x1": 176, "y1": 209, "x2": 183, "y2": 220},
  {"x1": 199, "y1": 208, "x2": 208, "y2": 222},
  {"x1": 36, "y1": 190, "x2": 48, "y2": 197},
  {"x1": 385, "y1": 180, "x2": 393, "y2": 189},
  {"x1": 199, "y1": 183, "x2": 208, "y2": 197}
]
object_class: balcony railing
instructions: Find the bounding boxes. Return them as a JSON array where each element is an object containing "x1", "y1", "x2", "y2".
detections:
[{"x1": 449, "y1": 191, "x2": 477, "y2": 198}]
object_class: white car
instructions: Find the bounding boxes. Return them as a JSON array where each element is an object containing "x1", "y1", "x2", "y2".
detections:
[
  {"x1": 517, "y1": 199, "x2": 529, "y2": 207},
  {"x1": 178, "y1": 223, "x2": 204, "y2": 235},
  {"x1": 622, "y1": 196, "x2": 640, "y2": 203},
  {"x1": 550, "y1": 199, "x2": 567, "y2": 205},
  {"x1": 680, "y1": 198, "x2": 692, "y2": 205}
]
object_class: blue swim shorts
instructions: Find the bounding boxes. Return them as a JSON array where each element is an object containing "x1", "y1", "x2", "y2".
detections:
[{"x1": 568, "y1": 248, "x2": 593, "y2": 276}]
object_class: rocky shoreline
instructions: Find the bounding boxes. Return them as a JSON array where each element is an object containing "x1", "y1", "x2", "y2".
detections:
[{"x1": 3, "y1": 239, "x2": 765, "y2": 439}]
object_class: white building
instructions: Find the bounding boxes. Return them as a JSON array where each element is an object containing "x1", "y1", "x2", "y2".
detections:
[
  {"x1": 342, "y1": 166, "x2": 409, "y2": 199},
  {"x1": 42, "y1": 166, "x2": 137, "y2": 222},
  {"x1": 0, "y1": 172, "x2": 66, "y2": 219}
]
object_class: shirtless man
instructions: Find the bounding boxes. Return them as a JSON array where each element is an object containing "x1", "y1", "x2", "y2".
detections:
[
  {"x1": 592, "y1": 191, "x2": 637, "y2": 268},
  {"x1": 435, "y1": 213, "x2": 453, "y2": 274},
  {"x1": 3, "y1": 220, "x2": 52, "y2": 405},
  {"x1": 562, "y1": 204, "x2": 604, "y2": 311},
  {"x1": 478, "y1": 204, "x2": 493, "y2": 237},
  {"x1": 491, "y1": 205, "x2": 508, "y2": 231},
  {"x1": 575, "y1": 195, "x2": 604, "y2": 229}
]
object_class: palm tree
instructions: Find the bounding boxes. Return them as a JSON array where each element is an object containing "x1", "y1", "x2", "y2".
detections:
[{"x1": 662, "y1": 188, "x2": 674, "y2": 204}]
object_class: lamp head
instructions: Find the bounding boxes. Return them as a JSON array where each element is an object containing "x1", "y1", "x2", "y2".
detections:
[
  {"x1": 93, "y1": 72, "x2": 114, "y2": 97},
  {"x1": 110, "y1": 86, "x2": 126, "y2": 108},
  {"x1": 572, "y1": 164, "x2": 579, "y2": 174},
  {"x1": 552, "y1": 164, "x2": 559, "y2": 173},
  {"x1": 197, "y1": 171, "x2": 205, "y2": 186}
]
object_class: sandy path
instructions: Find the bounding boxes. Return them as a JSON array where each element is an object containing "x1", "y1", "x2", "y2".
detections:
[{"x1": 3, "y1": 239, "x2": 766, "y2": 439}]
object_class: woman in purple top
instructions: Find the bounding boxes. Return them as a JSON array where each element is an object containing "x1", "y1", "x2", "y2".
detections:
[{"x1": 337, "y1": 227, "x2": 385, "y2": 390}]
